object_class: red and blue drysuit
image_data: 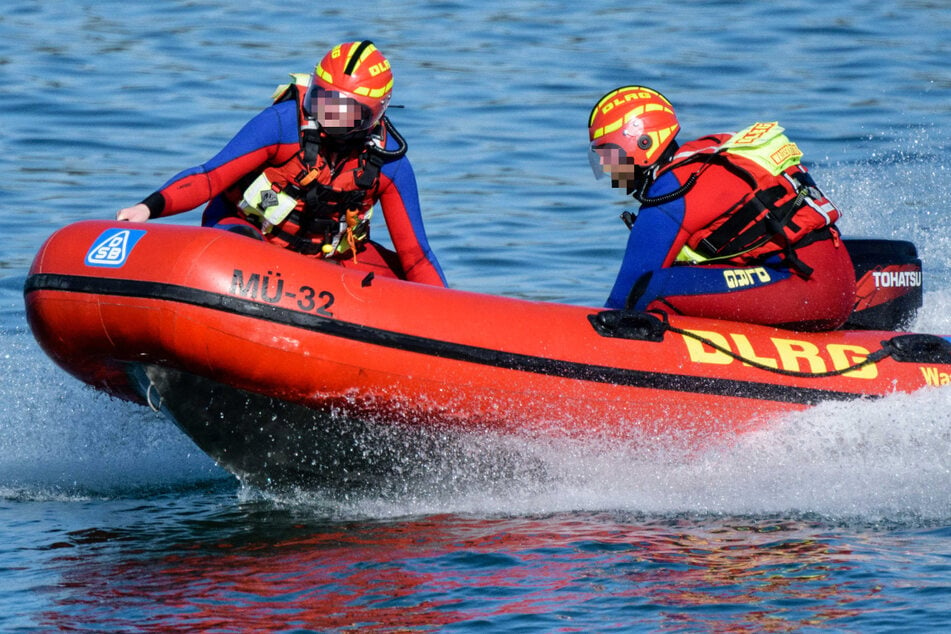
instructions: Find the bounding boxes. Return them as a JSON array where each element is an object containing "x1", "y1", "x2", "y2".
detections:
[
  {"x1": 138, "y1": 96, "x2": 447, "y2": 287},
  {"x1": 608, "y1": 133, "x2": 856, "y2": 331}
]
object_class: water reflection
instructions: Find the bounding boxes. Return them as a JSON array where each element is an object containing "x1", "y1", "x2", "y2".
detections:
[{"x1": 41, "y1": 510, "x2": 881, "y2": 631}]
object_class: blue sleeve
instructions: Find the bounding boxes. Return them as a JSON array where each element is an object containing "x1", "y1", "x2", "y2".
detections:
[
  {"x1": 605, "y1": 172, "x2": 687, "y2": 308},
  {"x1": 381, "y1": 153, "x2": 427, "y2": 236},
  {"x1": 157, "y1": 101, "x2": 297, "y2": 191}
]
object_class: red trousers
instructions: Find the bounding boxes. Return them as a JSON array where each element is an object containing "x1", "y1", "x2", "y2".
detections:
[{"x1": 647, "y1": 239, "x2": 857, "y2": 331}]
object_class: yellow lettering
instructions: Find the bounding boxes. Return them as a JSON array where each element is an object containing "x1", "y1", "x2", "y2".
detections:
[
  {"x1": 734, "y1": 122, "x2": 777, "y2": 145},
  {"x1": 601, "y1": 90, "x2": 655, "y2": 115},
  {"x1": 722, "y1": 267, "x2": 770, "y2": 289},
  {"x1": 772, "y1": 337, "x2": 827, "y2": 373},
  {"x1": 368, "y1": 60, "x2": 391, "y2": 76},
  {"x1": 730, "y1": 334, "x2": 778, "y2": 369},
  {"x1": 770, "y1": 143, "x2": 802, "y2": 166},
  {"x1": 682, "y1": 330, "x2": 733, "y2": 365},
  {"x1": 827, "y1": 344, "x2": 877, "y2": 379},
  {"x1": 724, "y1": 270, "x2": 737, "y2": 289},
  {"x1": 920, "y1": 366, "x2": 951, "y2": 386},
  {"x1": 683, "y1": 331, "x2": 884, "y2": 380}
]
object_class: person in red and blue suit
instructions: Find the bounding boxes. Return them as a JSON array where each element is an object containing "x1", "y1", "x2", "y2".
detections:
[
  {"x1": 117, "y1": 41, "x2": 446, "y2": 287},
  {"x1": 588, "y1": 86, "x2": 855, "y2": 331}
]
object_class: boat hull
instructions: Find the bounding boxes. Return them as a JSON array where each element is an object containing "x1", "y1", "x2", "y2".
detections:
[{"x1": 23, "y1": 221, "x2": 951, "y2": 487}]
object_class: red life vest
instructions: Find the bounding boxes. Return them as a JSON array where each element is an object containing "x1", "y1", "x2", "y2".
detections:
[
  {"x1": 228, "y1": 75, "x2": 400, "y2": 257},
  {"x1": 660, "y1": 123, "x2": 841, "y2": 277}
]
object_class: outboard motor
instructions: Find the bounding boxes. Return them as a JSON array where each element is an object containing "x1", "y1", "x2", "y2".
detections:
[{"x1": 843, "y1": 238, "x2": 922, "y2": 331}]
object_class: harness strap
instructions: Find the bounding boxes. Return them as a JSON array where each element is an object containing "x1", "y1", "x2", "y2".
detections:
[
  {"x1": 695, "y1": 184, "x2": 788, "y2": 258},
  {"x1": 777, "y1": 225, "x2": 838, "y2": 277},
  {"x1": 693, "y1": 190, "x2": 820, "y2": 278},
  {"x1": 355, "y1": 151, "x2": 385, "y2": 190},
  {"x1": 683, "y1": 163, "x2": 826, "y2": 277},
  {"x1": 240, "y1": 78, "x2": 412, "y2": 255},
  {"x1": 302, "y1": 128, "x2": 321, "y2": 167}
]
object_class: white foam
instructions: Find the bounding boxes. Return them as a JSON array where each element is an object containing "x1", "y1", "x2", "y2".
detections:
[{"x1": 0, "y1": 330, "x2": 225, "y2": 499}]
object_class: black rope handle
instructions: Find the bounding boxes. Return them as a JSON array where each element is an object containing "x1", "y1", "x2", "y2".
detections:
[
  {"x1": 665, "y1": 323, "x2": 891, "y2": 379},
  {"x1": 592, "y1": 309, "x2": 951, "y2": 378}
]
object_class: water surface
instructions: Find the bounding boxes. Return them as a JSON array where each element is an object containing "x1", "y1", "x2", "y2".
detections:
[{"x1": 2, "y1": 0, "x2": 950, "y2": 630}]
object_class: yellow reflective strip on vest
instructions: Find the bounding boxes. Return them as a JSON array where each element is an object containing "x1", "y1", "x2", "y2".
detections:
[
  {"x1": 720, "y1": 122, "x2": 803, "y2": 176},
  {"x1": 677, "y1": 238, "x2": 765, "y2": 265},
  {"x1": 675, "y1": 243, "x2": 710, "y2": 264},
  {"x1": 271, "y1": 73, "x2": 311, "y2": 101},
  {"x1": 239, "y1": 172, "x2": 298, "y2": 230}
]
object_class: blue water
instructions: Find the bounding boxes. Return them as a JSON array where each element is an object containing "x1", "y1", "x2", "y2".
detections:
[{"x1": 2, "y1": 0, "x2": 951, "y2": 630}]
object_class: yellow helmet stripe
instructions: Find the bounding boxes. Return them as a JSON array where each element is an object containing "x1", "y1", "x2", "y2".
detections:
[
  {"x1": 314, "y1": 64, "x2": 333, "y2": 83},
  {"x1": 589, "y1": 87, "x2": 675, "y2": 142},
  {"x1": 353, "y1": 78, "x2": 394, "y2": 99}
]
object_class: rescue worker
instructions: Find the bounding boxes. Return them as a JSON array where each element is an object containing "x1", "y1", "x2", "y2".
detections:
[
  {"x1": 588, "y1": 86, "x2": 855, "y2": 331},
  {"x1": 117, "y1": 41, "x2": 446, "y2": 286}
]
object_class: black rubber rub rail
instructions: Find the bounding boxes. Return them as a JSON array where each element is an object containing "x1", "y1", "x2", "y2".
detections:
[{"x1": 27, "y1": 273, "x2": 938, "y2": 406}]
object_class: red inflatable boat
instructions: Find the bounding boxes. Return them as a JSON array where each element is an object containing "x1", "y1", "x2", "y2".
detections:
[{"x1": 23, "y1": 221, "x2": 951, "y2": 489}]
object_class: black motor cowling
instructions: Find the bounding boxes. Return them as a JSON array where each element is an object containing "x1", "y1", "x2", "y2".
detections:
[{"x1": 842, "y1": 238, "x2": 923, "y2": 331}]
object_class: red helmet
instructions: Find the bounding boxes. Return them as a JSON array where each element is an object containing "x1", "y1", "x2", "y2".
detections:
[
  {"x1": 588, "y1": 86, "x2": 680, "y2": 167},
  {"x1": 307, "y1": 41, "x2": 393, "y2": 135}
]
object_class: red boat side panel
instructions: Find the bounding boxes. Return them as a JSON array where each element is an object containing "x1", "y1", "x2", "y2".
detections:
[{"x1": 24, "y1": 221, "x2": 951, "y2": 442}]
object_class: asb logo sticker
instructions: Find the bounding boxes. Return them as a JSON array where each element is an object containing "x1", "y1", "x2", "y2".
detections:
[{"x1": 84, "y1": 228, "x2": 147, "y2": 267}]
